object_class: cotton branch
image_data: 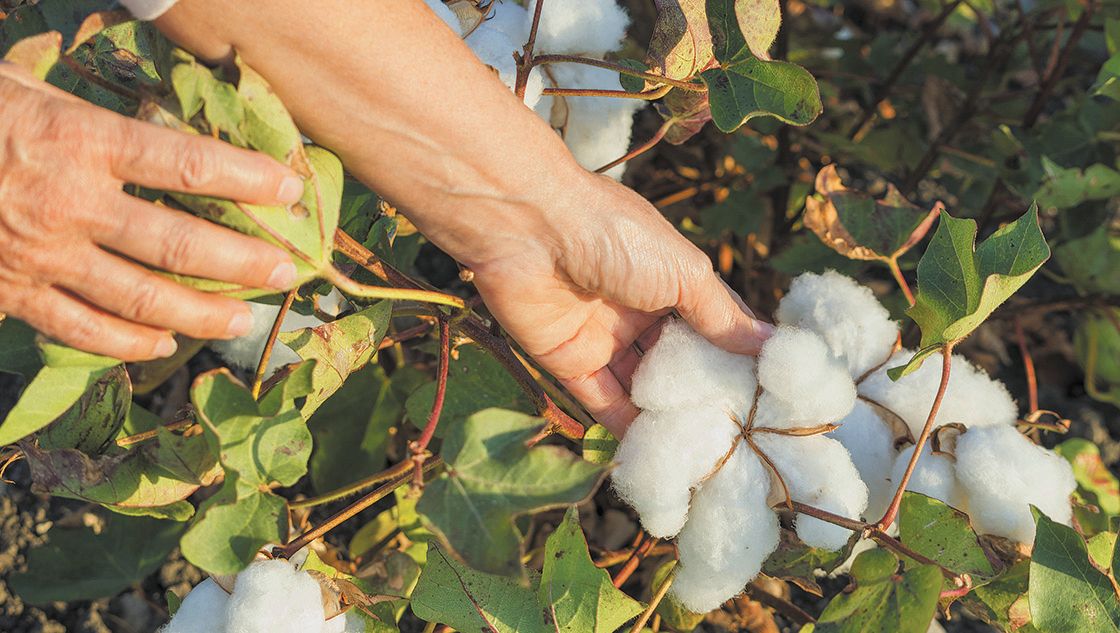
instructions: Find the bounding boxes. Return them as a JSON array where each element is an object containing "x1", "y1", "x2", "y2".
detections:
[
  {"x1": 409, "y1": 316, "x2": 451, "y2": 490},
  {"x1": 251, "y1": 288, "x2": 298, "y2": 399}
]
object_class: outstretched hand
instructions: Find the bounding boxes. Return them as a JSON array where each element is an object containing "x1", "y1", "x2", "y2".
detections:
[{"x1": 469, "y1": 171, "x2": 772, "y2": 437}]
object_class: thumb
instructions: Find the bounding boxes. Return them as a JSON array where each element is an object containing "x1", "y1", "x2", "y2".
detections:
[{"x1": 676, "y1": 268, "x2": 773, "y2": 355}]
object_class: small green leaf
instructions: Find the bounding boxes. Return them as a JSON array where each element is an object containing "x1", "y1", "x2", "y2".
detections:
[
  {"x1": 10, "y1": 514, "x2": 183, "y2": 604},
  {"x1": 907, "y1": 206, "x2": 1049, "y2": 351},
  {"x1": 416, "y1": 409, "x2": 607, "y2": 576},
  {"x1": 537, "y1": 508, "x2": 645, "y2": 632},
  {"x1": 0, "y1": 318, "x2": 43, "y2": 379},
  {"x1": 958, "y1": 560, "x2": 1039, "y2": 633},
  {"x1": 581, "y1": 424, "x2": 618, "y2": 464},
  {"x1": 0, "y1": 343, "x2": 120, "y2": 446},
  {"x1": 1056, "y1": 438, "x2": 1120, "y2": 519},
  {"x1": 1088, "y1": 532, "x2": 1118, "y2": 571},
  {"x1": 886, "y1": 343, "x2": 941, "y2": 381},
  {"x1": 1035, "y1": 159, "x2": 1120, "y2": 209},
  {"x1": 898, "y1": 492, "x2": 994, "y2": 580},
  {"x1": 1055, "y1": 226, "x2": 1120, "y2": 295},
  {"x1": 814, "y1": 549, "x2": 942, "y2": 633},
  {"x1": 1029, "y1": 508, "x2": 1120, "y2": 632}
]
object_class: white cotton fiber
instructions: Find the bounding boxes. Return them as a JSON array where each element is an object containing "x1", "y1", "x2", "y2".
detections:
[
  {"x1": 465, "y1": 25, "x2": 545, "y2": 108},
  {"x1": 225, "y1": 559, "x2": 326, "y2": 633},
  {"x1": 774, "y1": 271, "x2": 899, "y2": 379},
  {"x1": 483, "y1": 1, "x2": 530, "y2": 45},
  {"x1": 859, "y1": 351, "x2": 1018, "y2": 439},
  {"x1": 210, "y1": 301, "x2": 327, "y2": 372},
  {"x1": 161, "y1": 578, "x2": 229, "y2": 633},
  {"x1": 888, "y1": 444, "x2": 966, "y2": 511},
  {"x1": 755, "y1": 326, "x2": 857, "y2": 428},
  {"x1": 612, "y1": 405, "x2": 743, "y2": 538},
  {"x1": 671, "y1": 447, "x2": 780, "y2": 613},
  {"x1": 955, "y1": 425, "x2": 1076, "y2": 543},
  {"x1": 828, "y1": 400, "x2": 896, "y2": 521},
  {"x1": 754, "y1": 434, "x2": 868, "y2": 550},
  {"x1": 629, "y1": 318, "x2": 757, "y2": 413},
  {"x1": 423, "y1": 0, "x2": 463, "y2": 35},
  {"x1": 525, "y1": 0, "x2": 630, "y2": 56}
]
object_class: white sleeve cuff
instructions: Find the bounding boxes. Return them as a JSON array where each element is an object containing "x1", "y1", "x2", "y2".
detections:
[{"x1": 118, "y1": 0, "x2": 179, "y2": 20}]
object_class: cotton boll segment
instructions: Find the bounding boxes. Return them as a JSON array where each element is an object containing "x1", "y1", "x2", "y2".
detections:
[
  {"x1": 755, "y1": 326, "x2": 857, "y2": 428},
  {"x1": 423, "y1": 0, "x2": 463, "y2": 35},
  {"x1": 888, "y1": 444, "x2": 966, "y2": 511},
  {"x1": 955, "y1": 425, "x2": 1076, "y2": 543},
  {"x1": 525, "y1": 0, "x2": 630, "y2": 56},
  {"x1": 612, "y1": 405, "x2": 743, "y2": 538},
  {"x1": 754, "y1": 434, "x2": 868, "y2": 550},
  {"x1": 629, "y1": 318, "x2": 757, "y2": 413},
  {"x1": 225, "y1": 559, "x2": 327, "y2": 633},
  {"x1": 828, "y1": 400, "x2": 896, "y2": 520},
  {"x1": 161, "y1": 578, "x2": 229, "y2": 633},
  {"x1": 774, "y1": 271, "x2": 899, "y2": 379},
  {"x1": 671, "y1": 447, "x2": 780, "y2": 613}
]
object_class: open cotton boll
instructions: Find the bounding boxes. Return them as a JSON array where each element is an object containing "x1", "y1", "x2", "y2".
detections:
[
  {"x1": 672, "y1": 446, "x2": 780, "y2": 613},
  {"x1": 955, "y1": 425, "x2": 1076, "y2": 543},
  {"x1": 161, "y1": 578, "x2": 229, "y2": 633},
  {"x1": 629, "y1": 318, "x2": 757, "y2": 412},
  {"x1": 754, "y1": 434, "x2": 868, "y2": 550},
  {"x1": 774, "y1": 271, "x2": 899, "y2": 379},
  {"x1": 888, "y1": 444, "x2": 966, "y2": 511},
  {"x1": 423, "y1": 0, "x2": 463, "y2": 35},
  {"x1": 859, "y1": 352, "x2": 1018, "y2": 438},
  {"x1": 525, "y1": 0, "x2": 629, "y2": 56},
  {"x1": 226, "y1": 559, "x2": 326, "y2": 633},
  {"x1": 465, "y1": 25, "x2": 545, "y2": 108},
  {"x1": 545, "y1": 63, "x2": 644, "y2": 179},
  {"x1": 612, "y1": 405, "x2": 743, "y2": 537},
  {"x1": 828, "y1": 400, "x2": 896, "y2": 521},
  {"x1": 755, "y1": 326, "x2": 857, "y2": 428},
  {"x1": 210, "y1": 301, "x2": 327, "y2": 372}
]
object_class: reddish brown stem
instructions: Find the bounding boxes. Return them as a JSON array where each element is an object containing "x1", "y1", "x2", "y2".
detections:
[
  {"x1": 887, "y1": 258, "x2": 916, "y2": 307},
  {"x1": 252, "y1": 289, "x2": 298, "y2": 399},
  {"x1": 543, "y1": 86, "x2": 671, "y2": 100},
  {"x1": 612, "y1": 535, "x2": 656, "y2": 588},
  {"x1": 1022, "y1": 3, "x2": 1093, "y2": 129},
  {"x1": 1014, "y1": 317, "x2": 1039, "y2": 413},
  {"x1": 875, "y1": 344, "x2": 954, "y2": 531},
  {"x1": 410, "y1": 317, "x2": 451, "y2": 489},
  {"x1": 531, "y1": 55, "x2": 706, "y2": 92},
  {"x1": 514, "y1": 0, "x2": 546, "y2": 99},
  {"x1": 596, "y1": 119, "x2": 672, "y2": 174}
]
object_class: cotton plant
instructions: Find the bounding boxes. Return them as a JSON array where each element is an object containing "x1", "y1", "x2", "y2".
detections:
[{"x1": 613, "y1": 270, "x2": 1078, "y2": 613}]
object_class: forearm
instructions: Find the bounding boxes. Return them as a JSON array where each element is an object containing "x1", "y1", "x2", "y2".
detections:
[{"x1": 156, "y1": 0, "x2": 587, "y2": 269}]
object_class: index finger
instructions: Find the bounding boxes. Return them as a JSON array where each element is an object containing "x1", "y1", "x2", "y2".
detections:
[{"x1": 107, "y1": 115, "x2": 305, "y2": 206}]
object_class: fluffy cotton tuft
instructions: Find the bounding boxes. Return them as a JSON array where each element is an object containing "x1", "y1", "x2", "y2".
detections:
[
  {"x1": 754, "y1": 434, "x2": 868, "y2": 550},
  {"x1": 465, "y1": 25, "x2": 545, "y2": 108},
  {"x1": 612, "y1": 406, "x2": 743, "y2": 538},
  {"x1": 756, "y1": 326, "x2": 857, "y2": 427},
  {"x1": 828, "y1": 400, "x2": 896, "y2": 521},
  {"x1": 859, "y1": 351, "x2": 1018, "y2": 438},
  {"x1": 482, "y1": 1, "x2": 530, "y2": 44},
  {"x1": 161, "y1": 578, "x2": 229, "y2": 633},
  {"x1": 225, "y1": 560, "x2": 326, "y2": 633},
  {"x1": 955, "y1": 425, "x2": 1077, "y2": 543},
  {"x1": 774, "y1": 271, "x2": 899, "y2": 379},
  {"x1": 671, "y1": 447, "x2": 780, "y2": 613},
  {"x1": 888, "y1": 444, "x2": 966, "y2": 511},
  {"x1": 629, "y1": 318, "x2": 757, "y2": 413},
  {"x1": 423, "y1": 0, "x2": 463, "y2": 35},
  {"x1": 525, "y1": 0, "x2": 630, "y2": 56}
]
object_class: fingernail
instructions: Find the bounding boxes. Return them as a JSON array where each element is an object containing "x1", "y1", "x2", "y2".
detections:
[
  {"x1": 267, "y1": 261, "x2": 298, "y2": 289},
  {"x1": 753, "y1": 320, "x2": 776, "y2": 340},
  {"x1": 227, "y1": 310, "x2": 254, "y2": 338},
  {"x1": 277, "y1": 175, "x2": 305, "y2": 204},
  {"x1": 155, "y1": 337, "x2": 178, "y2": 358}
]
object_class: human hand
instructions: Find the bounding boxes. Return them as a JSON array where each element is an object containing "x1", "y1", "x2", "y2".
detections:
[
  {"x1": 0, "y1": 64, "x2": 304, "y2": 361},
  {"x1": 469, "y1": 170, "x2": 772, "y2": 437}
]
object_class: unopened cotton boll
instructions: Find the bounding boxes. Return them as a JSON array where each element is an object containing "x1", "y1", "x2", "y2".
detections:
[
  {"x1": 210, "y1": 301, "x2": 328, "y2": 372},
  {"x1": 225, "y1": 559, "x2": 326, "y2": 633},
  {"x1": 671, "y1": 446, "x2": 780, "y2": 613},
  {"x1": 612, "y1": 405, "x2": 743, "y2": 537},
  {"x1": 465, "y1": 25, "x2": 545, "y2": 108},
  {"x1": 525, "y1": 0, "x2": 629, "y2": 56},
  {"x1": 828, "y1": 400, "x2": 896, "y2": 520},
  {"x1": 774, "y1": 270, "x2": 899, "y2": 379},
  {"x1": 755, "y1": 326, "x2": 857, "y2": 428},
  {"x1": 423, "y1": 0, "x2": 463, "y2": 35},
  {"x1": 888, "y1": 444, "x2": 966, "y2": 511},
  {"x1": 754, "y1": 434, "x2": 868, "y2": 550},
  {"x1": 161, "y1": 578, "x2": 229, "y2": 633},
  {"x1": 859, "y1": 351, "x2": 1018, "y2": 438},
  {"x1": 629, "y1": 318, "x2": 757, "y2": 413},
  {"x1": 955, "y1": 425, "x2": 1076, "y2": 543}
]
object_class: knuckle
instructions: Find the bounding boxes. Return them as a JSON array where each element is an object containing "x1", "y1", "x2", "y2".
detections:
[
  {"x1": 177, "y1": 141, "x2": 215, "y2": 191},
  {"x1": 122, "y1": 281, "x2": 162, "y2": 322},
  {"x1": 157, "y1": 223, "x2": 198, "y2": 271}
]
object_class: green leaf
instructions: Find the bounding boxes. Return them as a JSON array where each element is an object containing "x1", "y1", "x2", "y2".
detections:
[
  {"x1": 411, "y1": 544, "x2": 549, "y2": 633},
  {"x1": 279, "y1": 301, "x2": 392, "y2": 416},
  {"x1": 537, "y1": 508, "x2": 644, "y2": 632},
  {"x1": 0, "y1": 318, "x2": 43, "y2": 378},
  {"x1": 1029, "y1": 508, "x2": 1120, "y2": 632},
  {"x1": 2, "y1": 30, "x2": 60, "y2": 79},
  {"x1": 38, "y1": 365, "x2": 130, "y2": 455},
  {"x1": 959, "y1": 560, "x2": 1040, "y2": 633},
  {"x1": 700, "y1": 0, "x2": 821, "y2": 132},
  {"x1": 814, "y1": 549, "x2": 942, "y2": 633},
  {"x1": 180, "y1": 485, "x2": 288, "y2": 575},
  {"x1": 907, "y1": 206, "x2": 1050, "y2": 350},
  {"x1": 1076, "y1": 310, "x2": 1120, "y2": 410},
  {"x1": 0, "y1": 343, "x2": 120, "y2": 446},
  {"x1": 646, "y1": 0, "x2": 713, "y2": 81},
  {"x1": 581, "y1": 424, "x2": 619, "y2": 464},
  {"x1": 1055, "y1": 226, "x2": 1120, "y2": 295},
  {"x1": 1034, "y1": 159, "x2": 1120, "y2": 210},
  {"x1": 651, "y1": 561, "x2": 705, "y2": 631},
  {"x1": 898, "y1": 492, "x2": 994, "y2": 580},
  {"x1": 1056, "y1": 438, "x2": 1120, "y2": 520},
  {"x1": 1088, "y1": 532, "x2": 1118, "y2": 571},
  {"x1": 9, "y1": 514, "x2": 183, "y2": 604},
  {"x1": 762, "y1": 529, "x2": 854, "y2": 595},
  {"x1": 416, "y1": 409, "x2": 607, "y2": 576}
]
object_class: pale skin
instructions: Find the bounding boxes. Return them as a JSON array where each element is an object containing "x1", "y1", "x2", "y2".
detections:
[{"x1": 0, "y1": 0, "x2": 771, "y2": 436}]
